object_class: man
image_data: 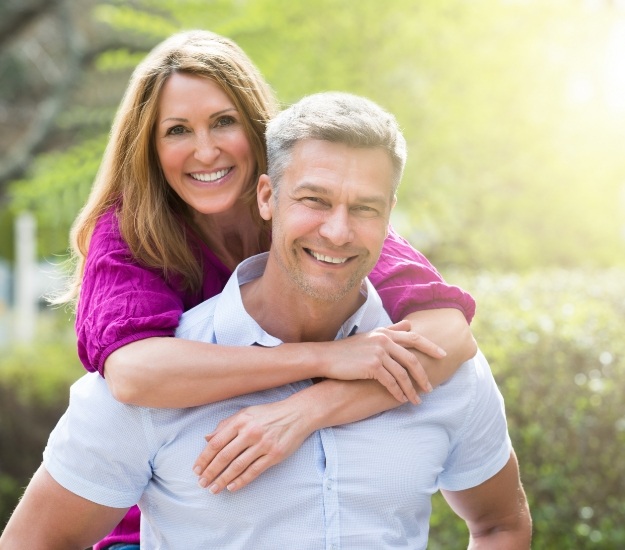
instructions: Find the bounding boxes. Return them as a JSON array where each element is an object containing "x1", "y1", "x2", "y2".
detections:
[{"x1": 1, "y1": 92, "x2": 531, "y2": 549}]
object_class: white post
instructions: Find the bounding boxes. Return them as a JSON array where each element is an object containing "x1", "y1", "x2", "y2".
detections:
[{"x1": 14, "y1": 212, "x2": 37, "y2": 344}]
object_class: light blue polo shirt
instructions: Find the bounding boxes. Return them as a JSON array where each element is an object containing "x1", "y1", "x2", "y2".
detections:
[{"x1": 44, "y1": 253, "x2": 511, "y2": 549}]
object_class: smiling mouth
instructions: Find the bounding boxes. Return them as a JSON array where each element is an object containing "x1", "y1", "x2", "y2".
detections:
[
  {"x1": 306, "y1": 249, "x2": 349, "y2": 264},
  {"x1": 190, "y1": 168, "x2": 232, "y2": 182}
]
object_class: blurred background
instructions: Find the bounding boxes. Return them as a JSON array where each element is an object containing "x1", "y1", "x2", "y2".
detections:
[{"x1": 0, "y1": 0, "x2": 624, "y2": 547}]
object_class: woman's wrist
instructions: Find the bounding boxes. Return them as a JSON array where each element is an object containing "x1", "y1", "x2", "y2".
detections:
[{"x1": 285, "y1": 341, "x2": 332, "y2": 380}]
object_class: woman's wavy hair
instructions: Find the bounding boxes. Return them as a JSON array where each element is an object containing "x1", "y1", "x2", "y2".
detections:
[{"x1": 57, "y1": 30, "x2": 278, "y2": 305}]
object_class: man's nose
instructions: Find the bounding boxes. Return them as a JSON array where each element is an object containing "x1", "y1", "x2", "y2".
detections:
[{"x1": 318, "y1": 207, "x2": 354, "y2": 246}]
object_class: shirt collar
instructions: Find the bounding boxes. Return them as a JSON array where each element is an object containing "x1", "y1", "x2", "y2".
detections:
[{"x1": 213, "y1": 252, "x2": 390, "y2": 347}]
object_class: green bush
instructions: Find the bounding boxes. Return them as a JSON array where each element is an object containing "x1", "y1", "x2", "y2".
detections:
[{"x1": 429, "y1": 269, "x2": 625, "y2": 549}]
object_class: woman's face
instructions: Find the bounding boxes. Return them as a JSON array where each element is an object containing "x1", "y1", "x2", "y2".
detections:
[{"x1": 155, "y1": 72, "x2": 255, "y2": 217}]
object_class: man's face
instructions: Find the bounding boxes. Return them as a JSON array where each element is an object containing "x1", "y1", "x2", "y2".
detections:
[{"x1": 258, "y1": 139, "x2": 396, "y2": 303}]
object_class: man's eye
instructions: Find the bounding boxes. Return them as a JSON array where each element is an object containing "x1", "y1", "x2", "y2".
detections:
[
  {"x1": 302, "y1": 197, "x2": 327, "y2": 207},
  {"x1": 353, "y1": 205, "x2": 379, "y2": 216}
]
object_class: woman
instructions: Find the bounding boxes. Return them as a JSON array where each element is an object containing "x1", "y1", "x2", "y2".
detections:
[{"x1": 60, "y1": 30, "x2": 476, "y2": 549}]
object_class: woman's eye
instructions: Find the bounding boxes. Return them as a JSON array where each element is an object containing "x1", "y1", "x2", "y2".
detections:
[
  {"x1": 166, "y1": 125, "x2": 186, "y2": 136},
  {"x1": 215, "y1": 116, "x2": 236, "y2": 128}
]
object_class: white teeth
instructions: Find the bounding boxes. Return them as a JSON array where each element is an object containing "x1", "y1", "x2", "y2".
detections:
[
  {"x1": 191, "y1": 168, "x2": 230, "y2": 182},
  {"x1": 309, "y1": 250, "x2": 348, "y2": 264}
]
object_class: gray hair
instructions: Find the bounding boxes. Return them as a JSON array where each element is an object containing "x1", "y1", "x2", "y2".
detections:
[{"x1": 265, "y1": 92, "x2": 407, "y2": 195}]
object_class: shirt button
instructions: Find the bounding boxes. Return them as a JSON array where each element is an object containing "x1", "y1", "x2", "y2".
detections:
[{"x1": 326, "y1": 481, "x2": 333, "y2": 491}]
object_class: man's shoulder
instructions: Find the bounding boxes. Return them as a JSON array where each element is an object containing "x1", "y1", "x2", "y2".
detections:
[
  {"x1": 175, "y1": 253, "x2": 268, "y2": 341},
  {"x1": 176, "y1": 294, "x2": 221, "y2": 339}
]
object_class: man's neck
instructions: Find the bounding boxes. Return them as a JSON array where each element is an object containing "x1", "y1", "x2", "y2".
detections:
[{"x1": 239, "y1": 262, "x2": 365, "y2": 344}]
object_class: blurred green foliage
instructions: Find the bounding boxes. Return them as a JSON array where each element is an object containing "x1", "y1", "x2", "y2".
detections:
[
  {"x1": 2, "y1": 269, "x2": 624, "y2": 547},
  {"x1": 428, "y1": 268, "x2": 625, "y2": 549},
  {"x1": 0, "y1": 313, "x2": 81, "y2": 527},
  {"x1": 4, "y1": 0, "x2": 625, "y2": 271}
]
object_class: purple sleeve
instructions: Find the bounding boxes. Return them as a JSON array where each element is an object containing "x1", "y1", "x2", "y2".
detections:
[
  {"x1": 369, "y1": 225, "x2": 476, "y2": 324},
  {"x1": 76, "y1": 209, "x2": 185, "y2": 376}
]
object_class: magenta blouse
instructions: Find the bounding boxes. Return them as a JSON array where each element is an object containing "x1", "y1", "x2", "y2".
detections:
[{"x1": 80, "y1": 207, "x2": 475, "y2": 549}]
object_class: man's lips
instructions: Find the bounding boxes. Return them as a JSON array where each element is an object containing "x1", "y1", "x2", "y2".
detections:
[{"x1": 305, "y1": 248, "x2": 350, "y2": 264}]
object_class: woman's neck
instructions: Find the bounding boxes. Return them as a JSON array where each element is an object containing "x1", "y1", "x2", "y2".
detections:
[{"x1": 192, "y1": 205, "x2": 269, "y2": 271}]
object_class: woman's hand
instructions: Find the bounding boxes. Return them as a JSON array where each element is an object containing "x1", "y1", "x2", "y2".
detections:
[
  {"x1": 193, "y1": 399, "x2": 313, "y2": 494},
  {"x1": 318, "y1": 320, "x2": 445, "y2": 405},
  {"x1": 191, "y1": 309, "x2": 470, "y2": 493}
]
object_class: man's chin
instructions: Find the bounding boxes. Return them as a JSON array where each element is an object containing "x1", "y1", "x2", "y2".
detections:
[{"x1": 296, "y1": 279, "x2": 360, "y2": 304}]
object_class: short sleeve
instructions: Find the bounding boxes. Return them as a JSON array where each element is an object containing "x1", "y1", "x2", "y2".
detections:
[
  {"x1": 438, "y1": 351, "x2": 512, "y2": 491},
  {"x1": 76, "y1": 209, "x2": 186, "y2": 375},
  {"x1": 369, "y1": 226, "x2": 476, "y2": 323},
  {"x1": 43, "y1": 373, "x2": 153, "y2": 508}
]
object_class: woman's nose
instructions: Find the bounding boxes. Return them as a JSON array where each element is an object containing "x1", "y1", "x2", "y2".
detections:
[{"x1": 194, "y1": 132, "x2": 220, "y2": 163}]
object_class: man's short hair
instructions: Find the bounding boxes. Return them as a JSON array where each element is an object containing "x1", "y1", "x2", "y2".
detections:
[{"x1": 265, "y1": 92, "x2": 407, "y2": 195}]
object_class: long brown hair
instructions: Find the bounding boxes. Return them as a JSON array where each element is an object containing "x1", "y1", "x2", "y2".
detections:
[{"x1": 56, "y1": 30, "x2": 278, "y2": 305}]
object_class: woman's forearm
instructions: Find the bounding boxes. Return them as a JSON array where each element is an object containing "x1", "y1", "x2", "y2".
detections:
[
  {"x1": 105, "y1": 338, "x2": 325, "y2": 407},
  {"x1": 403, "y1": 308, "x2": 477, "y2": 388},
  {"x1": 104, "y1": 326, "x2": 432, "y2": 408},
  {"x1": 105, "y1": 308, "x2": 474, "y2": 409},
  {"x1": 291, "y1": 378, "x2": 399, "y2": 430}
]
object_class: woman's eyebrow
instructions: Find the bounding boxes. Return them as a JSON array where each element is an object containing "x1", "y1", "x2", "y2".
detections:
[{"x1": 159, "y1": 107, "x2": 238, "y2": 125}]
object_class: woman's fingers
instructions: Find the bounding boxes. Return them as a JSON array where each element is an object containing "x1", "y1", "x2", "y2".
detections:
[
  {"x1": 389, "y1": 343, "x2": 432, "y2": 395},
  {"x1": 385, "y1": 321, "x2": 447, "y2": 359},
  {"x1": 192, "y1": 420, "x2": 238, "y2": 477},
  {"x1": 198, "y1": 440, "x2": 260, "y2": 494},
  {"x1": 193, "y1": 402, "x2": 311, "y2": 493},
  {"x1": 201, "y1": 445, "x2": 278, "y2": 494},
  {"x1": 322, "y1": 327, "x2": 435, "y2": 400},
  {"x1": 369, "y1": 355, "x2": 419, "y2": 404}
]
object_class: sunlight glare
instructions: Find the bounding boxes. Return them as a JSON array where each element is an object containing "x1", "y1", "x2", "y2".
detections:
[{"x1": 602, "y1": 20, "x2": 625, "y2": 113}]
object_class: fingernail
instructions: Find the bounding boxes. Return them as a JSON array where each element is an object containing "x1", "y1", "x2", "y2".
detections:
[
  {"x1": 193, "y1": 466, "x2": 202, "y2": 475},
  {"x1": 437, "y1": 347, "x2": 447, "y2": 357},
  {"x1": 226, "y1": 483, "x2": 235, "y2": 492},
  {"x1": 209, "y1": 484, "x2": 219, "y2": 494},
  {"x1": 426, "y1": 382, "x2": 433, "y2": 392},
  {"x1": 198, "y1": 477, "x2": 208, "y2": 488}
]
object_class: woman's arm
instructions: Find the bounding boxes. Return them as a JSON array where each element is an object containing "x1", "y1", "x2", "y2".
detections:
[
  {"x1": 403, "y1": 307, "x2": 476, "y2": 386},
  {"x1": 84, "y1": 210, "x2": 438, "y2": 406},
  {"x1": 193, "y1": 306, "x2": 475, "y2": 494},
  {"x1": 105, "y1": 318, "x2": 442, "y2": 407}
]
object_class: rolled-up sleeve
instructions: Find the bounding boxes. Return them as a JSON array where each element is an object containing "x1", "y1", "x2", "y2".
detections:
[
  {"x1": 76, "y1": 210, "x2": 185, "y2": 375},
  {"x1": 369, "y1": 226, "x2": 476, "y2": 324}
]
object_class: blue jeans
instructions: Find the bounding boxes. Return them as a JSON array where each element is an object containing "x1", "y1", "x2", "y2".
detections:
[{"x1": 103, "y1": 545, "x2": 140, "y2": 550}]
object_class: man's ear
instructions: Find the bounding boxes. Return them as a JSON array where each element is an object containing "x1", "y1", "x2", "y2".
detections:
[{"x1": 257, "y1": 174, "x2": 274, "y2": 221}]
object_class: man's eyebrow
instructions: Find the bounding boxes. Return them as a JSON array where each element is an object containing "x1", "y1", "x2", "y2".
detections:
[
  {"x1": 292, "y1": 182, "x2": 331, "y2": 196},
  {"x1": 293, "y1": 182, "x2": 388, "y2": 206}
]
